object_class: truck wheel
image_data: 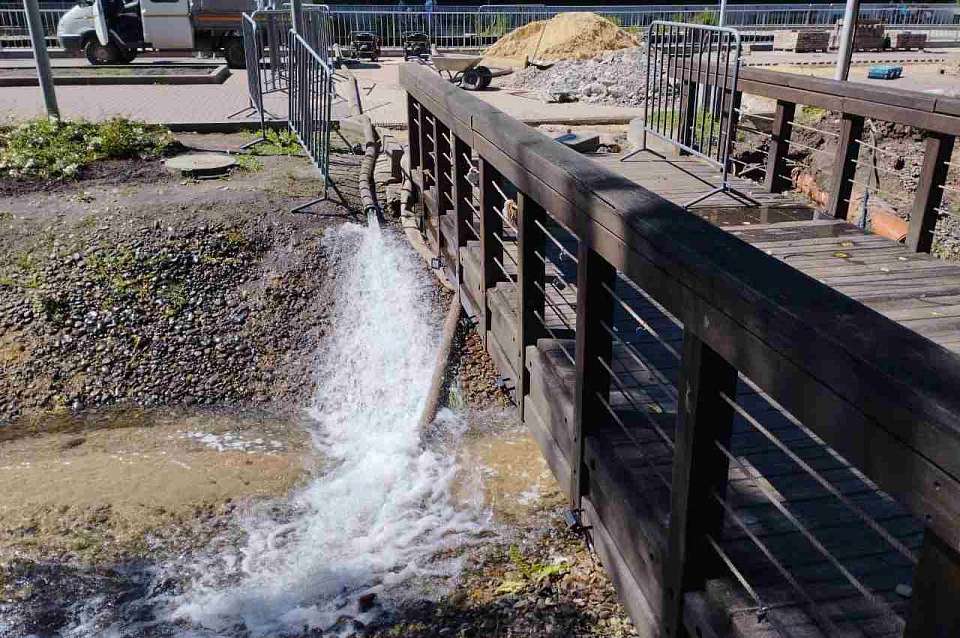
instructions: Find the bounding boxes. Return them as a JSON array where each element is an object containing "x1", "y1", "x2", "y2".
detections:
[
  {"x1": 85, "y1": 39, "x2": 120, "y2": 65},
  {"x1": 118, "y1": 47, "x2": 137, "y2": 64},
  {"x1": 224, "y1": 38, "x2": 246, "y2": 69}
]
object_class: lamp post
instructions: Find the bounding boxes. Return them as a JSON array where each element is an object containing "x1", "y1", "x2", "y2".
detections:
[
  {"x1": 834, "y1": 0, "x2": 860, "y2": 81},
  {"x1": 23, "y1": 0, "x2": 59, "y2": 119}
]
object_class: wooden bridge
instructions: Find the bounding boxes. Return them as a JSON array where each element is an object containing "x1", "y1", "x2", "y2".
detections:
[{"x1": 400, "y1": 61, "x2": 960, "y2": 637}]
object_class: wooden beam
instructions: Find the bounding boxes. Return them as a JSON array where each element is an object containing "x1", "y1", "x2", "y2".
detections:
[
  {"x1": 571, "y1": 242, "x2": 616, "y2": 507},
  {"x1": 663, "y1": 330, "x2": 738, "y2": 638},
  {"x1": 451, "y1": 135, "x2": 473, "y2": 291},
  {"x1": 517, "y1": 192, "x2": 546, "y2": 420},
  {"x1": 904, "y1": 530, "x2": 960, "y2": 638},
  {"x1": 478, "y1": 158, "x2": 504, "y2": 347},
  {"x1": 908, "y1": 134, "x2": 956, "y2": 254},
  {"x1": 828, "y1": 112, "x2": 864, "y2": 220},
  {"x1": 434, "y1": 119, "x2": 452, "y2": 260},
  {"x1": 764, "y1": 100, "x2": 796, "y2": 193},
  {"x1": 407, "y1": 94, "x2": 420, "y2": 175}
]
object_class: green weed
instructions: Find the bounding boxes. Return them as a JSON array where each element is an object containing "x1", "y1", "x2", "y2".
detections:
[
  {"x1": 249, "y1": 128, "x2": 303, "y2": 157},
  {"x1": 233, "y1": 154, "x2": 264, "y2": 172},
  {"x1": 494, "y1": 545, "x2": 570, "y2": 595},
  {"x1": 796, "y1": 105, "x2": 828, "y2": 126},
  {"x1": 0, "y1": 118, "x2": 174, "y2": 180}
]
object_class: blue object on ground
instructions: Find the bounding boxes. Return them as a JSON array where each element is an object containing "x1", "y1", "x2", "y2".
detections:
[{"x1": 867, "y1": 65, "x2": 903, "y2": 80}]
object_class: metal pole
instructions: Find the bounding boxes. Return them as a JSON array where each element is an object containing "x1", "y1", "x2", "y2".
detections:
[
  {"x1": 289, "y1": 0, "x2": 303, "y2": 34},
  {"x1": 718, "y1": 0, "x2": 728, "y2": 27},
  {"x1": 23, "y1": 0, "x2": 59, "y2": 119},
  {"x1": 834, "y1": 0, "x2": 860, "y2": 81}
]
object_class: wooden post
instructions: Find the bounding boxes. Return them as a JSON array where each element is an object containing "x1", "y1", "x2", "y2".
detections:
[
  {"x1": 434, "y1": 120, "x2": 452, "y2": 259},
  {"x1": 478, "y1": 159, "x2": 504, "y2": 348},
  {"x1": 904, "y1": 530, "x2": 960, "y2": 637},
  {"x1": 765, "y1": 100, "x2": 796, "y2": 193},
  {"x1": 451, "y1": 136, "x2": 472, "y2": 290},
  {"x1": 407, "y1": 95, "x2": 421, "y2": 177},
  {"x1": 907, "y1": 134, "x2": 955, "y2": 254},
  {"x1": 662, "y1": 329, "x2": 738, "y2": 638},
  {"x1": 828, "y1": 113, "x2": 865, "y2": 220},
  {"x1": 517, "y1": 193, "x2": 546, "y2": 420},
  {"x1": 422, "y1": 113, "x2": 435, "y2": 192},
  {"x1": 571, "y1": 241, "x2": 616, "y2": 509}
]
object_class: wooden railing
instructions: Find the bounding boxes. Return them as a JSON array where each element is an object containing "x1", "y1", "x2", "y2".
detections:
[
  {"x1": 401, "y1": 62, "x2": 960, "y2": 637},
  {"x1": 732, "y1": 66, "x2": 960, "y2": 254}
]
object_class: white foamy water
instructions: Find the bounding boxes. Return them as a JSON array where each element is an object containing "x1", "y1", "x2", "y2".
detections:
[{"x1": 162, "y1": 222, "x2": 483, "y2": 635}]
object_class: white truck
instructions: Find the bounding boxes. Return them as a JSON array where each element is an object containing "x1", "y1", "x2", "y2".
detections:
[{"x1": 56, "y1": 0, "x2": 255, "y2": 67}]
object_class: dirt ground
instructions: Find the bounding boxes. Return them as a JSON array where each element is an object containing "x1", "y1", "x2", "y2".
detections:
[{"x1": 0, "y1": 131, "x2": 368, "y2": 635}]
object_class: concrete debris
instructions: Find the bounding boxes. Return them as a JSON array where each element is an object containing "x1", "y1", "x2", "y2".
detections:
[{"x1": 503, "y1": 47, "x2": 650, "y2": 107}]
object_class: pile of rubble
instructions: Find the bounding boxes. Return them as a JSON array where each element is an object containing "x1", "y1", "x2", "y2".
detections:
[{"x1": 502, "y1": 47, "x2": 649, "y2": 107}]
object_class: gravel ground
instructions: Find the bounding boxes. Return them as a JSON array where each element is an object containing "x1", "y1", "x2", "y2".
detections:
[
  {"x1": 0, "y1": 137, "x2": 362, "y2": 424},
  {"x1": 503, "y1": 48, "x2": 650, "y2": 107}
]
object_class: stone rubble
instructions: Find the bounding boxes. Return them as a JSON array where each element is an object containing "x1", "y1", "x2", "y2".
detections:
[{"x1": 502, "y1": 48, "x2": 651, "y2": 107}]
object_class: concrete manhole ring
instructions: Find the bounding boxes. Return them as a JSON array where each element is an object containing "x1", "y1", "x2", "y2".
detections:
[{"x1": 165, "y1": 153, "x2": 237, "y2": 178}]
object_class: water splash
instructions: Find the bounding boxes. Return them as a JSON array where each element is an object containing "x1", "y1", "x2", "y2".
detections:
[{"x1": 163, "y1": 221, "x2": 484, "y2": 635}]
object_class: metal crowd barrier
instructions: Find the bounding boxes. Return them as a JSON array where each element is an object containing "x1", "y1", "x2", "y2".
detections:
[
  {"x1": 288, "y1": 28, "x2": 335, "y2": 206},
  {"x1": 627, "y1": 20, "x2": 742, "y2": 208},
  {"x1": 241, "y1": 13, "x2": 265, "y2": 127},
  {"x1": 0, "y1": 7, "x2": 62, "y2": 51},
  {"x1": 0, "y1": 4, "x2": 957, "y2": 53}
]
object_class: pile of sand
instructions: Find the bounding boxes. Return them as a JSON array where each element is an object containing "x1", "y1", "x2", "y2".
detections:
[{"x1": 485, "y1": 12, "x2": 639, "y2": 62}]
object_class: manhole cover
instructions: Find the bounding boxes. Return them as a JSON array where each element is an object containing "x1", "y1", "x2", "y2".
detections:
[{"x1": 165, "y1": 153, "x2": 236, "y2": 178}]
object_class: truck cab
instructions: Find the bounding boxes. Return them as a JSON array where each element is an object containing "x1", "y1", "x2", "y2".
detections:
[{"x1": 57, "y1": 0, "x2": 247, "y2": 67}]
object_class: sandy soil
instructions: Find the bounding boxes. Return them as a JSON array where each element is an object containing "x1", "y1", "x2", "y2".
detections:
[{"x1": 0, "y1": 407, "x2": 312, "y2": 564}]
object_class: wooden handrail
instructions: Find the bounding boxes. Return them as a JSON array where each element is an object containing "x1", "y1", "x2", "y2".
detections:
[{"x1": 402, "y1": 60, "x2": 960, "y2": 547}]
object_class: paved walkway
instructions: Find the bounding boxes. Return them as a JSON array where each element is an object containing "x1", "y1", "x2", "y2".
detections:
[
  {"x1": 7, "y1": 50, "x2": 958, "y2": 125},
  {"x1": 1, "y1": 56, "x2": 644, "y2": 125}
]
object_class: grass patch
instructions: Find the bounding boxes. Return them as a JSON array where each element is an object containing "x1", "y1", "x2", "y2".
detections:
[
  {"x1": 494, "y1": 545, "x2": 570, "y2": 595},
  {"x1": 0, "y1": 117, "x2": 174, "y2": 180},
  {"x1": 248, "y1": 128, "x2": 303, "y2": 157},
  {"x1": 796, "y1": 105, "x2": 828, "y2": 126},
  {"x1": 234, "y1": 154, "x2": 264, "y2": 172},
  {"x1": 649, "y1": 109, "x2": 723, "y2": 142}
]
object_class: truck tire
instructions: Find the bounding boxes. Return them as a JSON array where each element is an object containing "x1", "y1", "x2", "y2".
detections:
[
  {"x1": 85, "y1": 39, "x2": 120, "y2": 65},
  {"x1": 224, "y1": 38, "x2": 246, "y2": 69},
  {"x1": 118, "y1": 47, "x2": 137, "y2": 63}
]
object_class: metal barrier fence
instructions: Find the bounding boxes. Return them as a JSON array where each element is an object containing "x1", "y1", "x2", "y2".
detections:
[
  {"x1": 629, "y1": 20, "x2": 742, "y2": 208},
  {"x1": 288, "y1": 29, "x2": 334, "y2": 202},
  {"x1": 0, "y1": 4, "x2": 957, "y2": 53},
  {"x1": 241, "y1": 14, "x2": 264, "y2": 120},
  {"x1": 0, "y1": 7, "x2": 60, "y2": 51}
]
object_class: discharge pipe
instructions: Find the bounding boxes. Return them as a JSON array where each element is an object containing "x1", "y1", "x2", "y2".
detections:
[{"x1": 418, "y1": 291, "x2": 463, "y2": 431}]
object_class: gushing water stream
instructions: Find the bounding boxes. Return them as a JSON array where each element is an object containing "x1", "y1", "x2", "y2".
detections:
[
  {"x1": 171, "y1": 221, "x2": 483, "y2": 635},
  {"x1": 61, "y1": 221, "x2": 483, "y2": 637}
]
